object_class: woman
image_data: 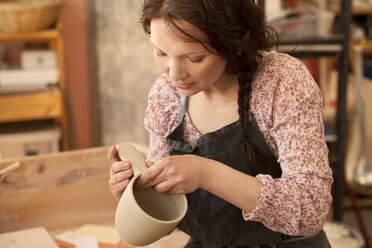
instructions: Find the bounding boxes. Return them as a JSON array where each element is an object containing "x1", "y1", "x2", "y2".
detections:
[{"x1": 108, "y1": 0, "x2": 333, "y2": 247}]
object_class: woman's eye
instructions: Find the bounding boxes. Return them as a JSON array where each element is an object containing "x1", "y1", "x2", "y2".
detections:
[
  {"x1": 156, "y1": 53, "x2": 166, "y2": 57},
  {"x1": 188, "y1": 56, "x2": 204, "y2": 63}
]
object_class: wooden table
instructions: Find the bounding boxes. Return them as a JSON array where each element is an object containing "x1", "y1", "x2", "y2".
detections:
[{"x1": 0, "y1": 146, "x2": 189, "y2": 247}]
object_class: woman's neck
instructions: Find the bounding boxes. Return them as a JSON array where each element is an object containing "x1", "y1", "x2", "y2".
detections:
[
  {"x1": 188, "y1": 74, "x2": 240, "y2": 135},
  {"x1": 198, "y1": 73, "x2": 239, "y2": 104}
]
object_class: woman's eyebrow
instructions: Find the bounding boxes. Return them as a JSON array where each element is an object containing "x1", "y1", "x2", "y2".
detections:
[{"x1": 151, "y1": 42, "x2": 207, "y2": 56}]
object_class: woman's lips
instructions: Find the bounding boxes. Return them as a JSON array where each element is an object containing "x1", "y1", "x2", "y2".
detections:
[{"x1": 176, "y1": 82, "x2": 194, "y2": 89}]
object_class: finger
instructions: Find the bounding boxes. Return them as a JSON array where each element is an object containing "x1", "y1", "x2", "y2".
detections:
[
  {"x1": 109, "y1": 169, "x2": 133, "y2": 185},
  {"x1": 135, "y1": 177, "x2": 158, "y2": 191},
  {"x1": 110, "y1": 161, "x2": 131, "y2": 176},
  {"x1": 135, "y1": 162, "x2": 164, "y2": 188},
  {"x1": 164, "y1": 185, "x2": 186, "y2": 195},
  {"x1": 110, "y1": 178, "x2": 130, "y2": 192},
  {"x1": 108, "y1": 145, "x2": 121, "y2": 162},
  {"x1": 146, "y1": 160, "x2": 154, "y2": 168},
  {"x1": 111, "y1": 179, "x2": 131, "y2": 200},
  {"x1": 152, "y1": 180, "x2": 175, "y2": 194}
]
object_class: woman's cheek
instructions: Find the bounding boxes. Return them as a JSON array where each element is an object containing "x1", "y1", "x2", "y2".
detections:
[{"x1": 155, "y1": 58, "x2": 169, "y2": 73}]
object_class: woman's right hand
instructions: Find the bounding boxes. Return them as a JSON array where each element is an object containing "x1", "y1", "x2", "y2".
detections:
[
  {"x1": 108, "y1": 145, "x2": 133, "y2": 201},
  {"x1": 108, "y1": 145, "x2": 154, "y2": 200}
]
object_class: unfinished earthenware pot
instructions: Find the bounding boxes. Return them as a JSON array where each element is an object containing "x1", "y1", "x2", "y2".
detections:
[{"x1": 115, "y1": 142, "x2": 188, "y2": 246}]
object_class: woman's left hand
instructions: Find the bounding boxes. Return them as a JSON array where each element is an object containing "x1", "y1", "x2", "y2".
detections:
[{"x1": 134, "y1": 155, "x2": 206, "y2": 194}]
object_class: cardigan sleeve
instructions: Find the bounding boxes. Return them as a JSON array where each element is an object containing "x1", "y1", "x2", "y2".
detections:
[
  {"x1": 144, "y1": 74, "x2": 183, "y2": 162},
  {"x1": 243, "y1": 55, "x2": 333, "y2": 236}
]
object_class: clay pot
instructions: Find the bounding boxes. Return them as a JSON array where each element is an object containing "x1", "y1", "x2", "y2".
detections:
[{"x1": 115, "y1": 142, "x2": 188, "y2": 246}]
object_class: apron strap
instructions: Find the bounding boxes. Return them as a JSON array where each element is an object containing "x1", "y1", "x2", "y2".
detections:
[{"x1": 176, "y1": 96, "x2": 189, "y2": 125}]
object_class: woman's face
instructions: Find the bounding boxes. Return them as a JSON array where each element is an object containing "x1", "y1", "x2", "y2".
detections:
[{"x1": 150, "y1": 18, "x2": 230, "y2": 96}]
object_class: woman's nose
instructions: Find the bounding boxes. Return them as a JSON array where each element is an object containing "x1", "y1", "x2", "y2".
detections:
[{"x1": 168, "y1": 60, "x2": 188, "y2": 81}]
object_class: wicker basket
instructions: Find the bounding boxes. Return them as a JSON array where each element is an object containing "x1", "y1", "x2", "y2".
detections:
[{"x1": 0, "y1": 0, "x2": 63, "y2": 34}]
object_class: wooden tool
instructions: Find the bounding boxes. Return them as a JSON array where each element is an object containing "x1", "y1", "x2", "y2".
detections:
[{"x1": 0, "y1": 161, "x2": 20, "y2": 182}]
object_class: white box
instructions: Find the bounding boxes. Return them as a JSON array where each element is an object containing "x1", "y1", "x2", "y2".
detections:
[
  {"x1": 0, "y1": 68, "x2": 59, "y2": 85},
  {"x1": 0, "y1": 125, "x2": 61, "y2": 159},
  {"x1": 0, "y1": 68, "x2": 59, "y2": 92},
  {"x1": 21, "y1": 50, "x2": 57, "y2": 70},
  {"x1": 270, "y1": 7, "x2": 335, "y2": 38}
]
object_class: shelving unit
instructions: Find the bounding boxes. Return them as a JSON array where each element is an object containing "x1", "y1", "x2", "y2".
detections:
[
  {"x1": 349, "y1": 4, "x2": 372, "y2": 54},
  {"x1": 260, "y1": 0, "x2": 351, "y2": 221},
  {"x1": 0, "y1": 24, "x2": 70, "y2": 151}
]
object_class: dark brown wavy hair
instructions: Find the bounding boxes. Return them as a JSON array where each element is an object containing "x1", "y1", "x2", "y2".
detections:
[{"x1": 140, "y1": 0, "x2": 281, "y2": 177}]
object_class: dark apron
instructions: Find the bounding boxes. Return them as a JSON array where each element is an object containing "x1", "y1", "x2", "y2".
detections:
[{"x1": 166, "y1": 97, "x2": 331, "y2": 248}]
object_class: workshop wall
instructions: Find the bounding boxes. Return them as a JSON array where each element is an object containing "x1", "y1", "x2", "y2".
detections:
[{"x1": 88, "y1": 0, "x2": 160, "y2": 147}]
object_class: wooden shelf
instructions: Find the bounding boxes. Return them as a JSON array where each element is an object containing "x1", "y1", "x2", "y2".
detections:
[
  {"x1": 352, "y1": 4, "x2": 372, "y2": 15},
  {"x1": 0, "y1": 23, "x2": 70, "y2": 150},
  {"x1": 352, "y1": 7, "x2": 372, "y2": 15},
  {"x1": 290, "y1": 0, "x2": 372, "y2": 16},
  {"x1": 0, "y1": 29, "x2": 60, "y2": 42},
  {"x1": 330, "y1": 1, "x2": 372, "y2": 15},
  {"x1": 363, "y1": 38, "x2": 372, "y2": 54},
  {"x1": 343, "y1": 195, "x2": 372, "y2": 208},
  {"x1": 0, "y1": 89, "x2": 63, "y2": 123}
]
